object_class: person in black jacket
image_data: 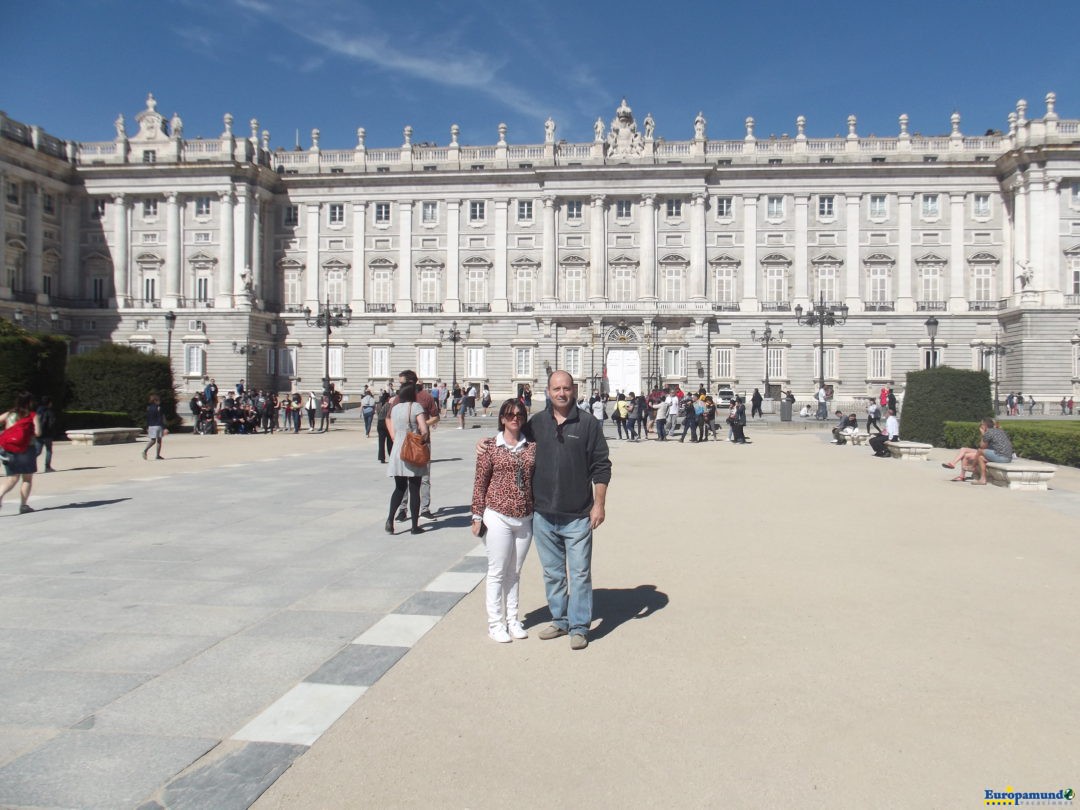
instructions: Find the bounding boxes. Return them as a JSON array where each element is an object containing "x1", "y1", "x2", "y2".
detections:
[
  {"x1": 36, "y1": 396, "x2": 57, "y2": 472},
  {"x1": 143, "y1": 393, "x2": 165, "y2": 460}
]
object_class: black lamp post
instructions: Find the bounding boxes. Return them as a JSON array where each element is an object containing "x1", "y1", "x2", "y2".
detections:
[
  {"x1": 164, "y1": 310, "x2": 177, "y2": 359},
  {"x1": 750, "y1": 321, "x2": 784, "y2": 400},
  {"x1": 982, "y1": 331, "x2": 1007, "y2": 414},
  {"x1": 304, "y1": 297, "x2": 352, "y2": 394},
  {"x1": 439, "y1": 320, "x2": 468, "y2": 389},
  {"x1": 924, "y1": 315, "x2": 940, "y2": 368},
  {"x1": 795, "y1": 292, "x2": 848, "y2": 392}
]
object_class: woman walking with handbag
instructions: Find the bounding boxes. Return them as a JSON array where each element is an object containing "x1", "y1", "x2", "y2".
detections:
[
  {"x1": 385, "y1": 384, "x2": 430, "y2": 535},
  {"x1": 471, "y1": 399, "x2": 536, "y2": 643},
  {"x1": 0, "y1": 391, "x2": 43, "y2": 514}
]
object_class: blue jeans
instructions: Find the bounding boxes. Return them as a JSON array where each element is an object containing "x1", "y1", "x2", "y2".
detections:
[{"x1": 533, "y1": 512, "x2": 593, "y2": 636}]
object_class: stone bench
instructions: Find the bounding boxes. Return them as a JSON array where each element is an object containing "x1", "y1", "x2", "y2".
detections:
[
  {"x1": 66, "y1": 427, "x2": 142, "y2": 446},
  {"x1": 985, "y1": 460, "x2": 1057, "y2": 491},
  {"x1": 884, "y1": 440, "x2": 933, "y2": 461},
  {"x1": 847, "y1": 432, "x2": 872, "y2": 446}
]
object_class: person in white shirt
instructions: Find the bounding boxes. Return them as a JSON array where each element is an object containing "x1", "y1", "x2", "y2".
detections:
[
  {"x1": 815, "y1": 385, "x2": 828, "y2": 420},
  {"x1": 869, "y1": 409, "x2": 900, "y2": 457},
  {"x1": 665, "y1": 392, "x2": 680, "y2": 435},
  {"x1": 653, "y1": 397, "x2": 671, "y2": 440}
]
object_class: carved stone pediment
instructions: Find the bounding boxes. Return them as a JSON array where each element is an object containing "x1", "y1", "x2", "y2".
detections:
[
  {"x1": 132, "y1": 93, "x2": 170, "y2": 143},
  {"x1": 604, "y1": 98, "x2": 645, "y2": 158}
]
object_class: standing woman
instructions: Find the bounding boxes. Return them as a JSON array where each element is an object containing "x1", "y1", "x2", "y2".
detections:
[
  {"x1": 142, "y1": 393, "x2": 165, "y2": 460},
  {"x1": 375, "y1": 392, "x2": 393, "y2": 463},
  {"x1": 0, "y1": 392, "x2": 43, "y2": 513},
  {"x1": 305, "y1": 390, "x2": 318, "y2": 432},
  {"x1": 385, "y1": 384, "x2": 429, "y2": 535},
  {"x1": 471, "y1": 399, "x2": 536, "y2": 643},
  {"x1": 361, "y1": 388, "x2": 376, "y2": 436}
]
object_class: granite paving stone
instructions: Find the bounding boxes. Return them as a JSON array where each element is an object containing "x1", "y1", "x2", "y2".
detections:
[
  {"x1": 0, "y1": 628, "x2": 100, "y2": 671},
  {"x1": 393, "y1": 590, "x2": 468, "y2": 616},
  {"x1": 0, "y1": 670, "x2": 151, "y2": 726},
  {"x1": 304, "y1": 644, "x2": 409, "y2": 687},
  {"x1": 241, "y1": 609, "x2": 382, "y2": 641},
  {"x1": 52, "y1": 633, "x2": 221, "y2": 675}
]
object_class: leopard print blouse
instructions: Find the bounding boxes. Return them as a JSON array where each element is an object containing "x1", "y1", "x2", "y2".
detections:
[{"x1": 471, "y1": 437, "x2": 536, "y2": 519}]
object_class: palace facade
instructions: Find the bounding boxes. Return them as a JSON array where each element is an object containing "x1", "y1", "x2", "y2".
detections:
[{"x1": 2, "y1": 94, "x2": 1079, "y2": 404}]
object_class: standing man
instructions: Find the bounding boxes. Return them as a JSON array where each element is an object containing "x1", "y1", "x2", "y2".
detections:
[
  {"x1": 526, "y1": 371, "x2": 612, "y2": 651},
  {"x1": 815, "y1": 384, "x2": 828, "y2": 420},
  {"x1": 388, "y1": 370, "x2": 440, "y2": 521}
]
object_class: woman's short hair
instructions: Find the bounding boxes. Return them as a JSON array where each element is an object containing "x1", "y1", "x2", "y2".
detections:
[{"x1": 497, "y1": 398, "x2": 528, "y2": 430}]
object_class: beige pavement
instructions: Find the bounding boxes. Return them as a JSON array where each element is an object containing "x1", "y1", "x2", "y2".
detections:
[{"x1": 250, "y1": 430, "x2": 1080, "y2": 809}]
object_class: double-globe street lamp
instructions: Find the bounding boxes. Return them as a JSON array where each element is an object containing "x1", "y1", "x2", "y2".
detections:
[
  {"x1": 164, "y1": 310, "x2": 177, "y2": 360},
  {"x1": 439, "y1": 321, "x2": 469, "y2": 389},
  {"x1": 981, "y1": 330, "x2": 1008, "y2": 413},
  {"x1": 304, "y1": 298, "x2": 352, "y2": 394},
  {"x1": 795, "y1": 292, "x2": 848, "y2": 394},
  {"x1": 750, "y1": 321, "x2": 783, "y2": 401}
]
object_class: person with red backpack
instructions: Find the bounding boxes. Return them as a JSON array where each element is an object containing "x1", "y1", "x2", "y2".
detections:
[{"x1": 0, "y1": 391, "x2": 43, "y2": 514}]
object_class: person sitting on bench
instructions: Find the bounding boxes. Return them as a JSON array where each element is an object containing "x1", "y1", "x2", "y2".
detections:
[
  {"x1": 942, "y1": 417, "x2": 1012, "y2": 484},
  {"x1": 868, "y1": 409, "x2": 899, "y2": 457}
]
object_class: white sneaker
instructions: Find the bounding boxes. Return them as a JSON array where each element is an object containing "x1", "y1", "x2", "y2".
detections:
[
  {"x1": 488, "y1": 625, "x2": 512, "y2": 643},
  {"x1": 507, "y1": 621, "x2": 528, "y2": 639}
]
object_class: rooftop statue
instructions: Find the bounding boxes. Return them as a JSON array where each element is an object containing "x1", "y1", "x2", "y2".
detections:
[{"x1": 605, "y1": 98, "x2": 644, "y2": 157}]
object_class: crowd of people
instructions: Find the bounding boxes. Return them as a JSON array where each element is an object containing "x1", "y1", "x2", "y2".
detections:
[{"x1": 186, "y1": 379, "x2": 343, "y2": 436}]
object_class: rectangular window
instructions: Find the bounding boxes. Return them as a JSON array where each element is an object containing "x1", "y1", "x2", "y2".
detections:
[
  {"x1": 466, "y1": 270, "x2": 487, "y2": 303},
  {"x1": 615, "y1": 200, "x2": 632, "y2": 219},
  {"x1": 418, "y1": 347, "x2": 438, "y2": 380},
  {"x1": 563, "y1": 346, "x2": 582, "y2": 379},
  {"x1": 469, "y1": 200, "x2": 486, "y2": 223},
  {"x1": 371, "y1": 346, "x2": 390, "y2": 378},
  {"x1": 266, "y1": 349, "x2": 277, "y2": 375},
  {"x1": 612, "y1": 266, "x2": 634, "y2": 302},
  {"x1": 662, "y1": 347, "x2": 685, "y2": 377},
  {"x1": 922, "y1": 348, "x2": 941, "y2": 369},
  {"x1": 565, "y1": 200, "x2": 582, "y2": 221},
  {"x1": 42, "y1": 274, "x2": 52, "y2": 296},
  {"x1": 973, "y1": 193, "x2": 991, "y2": 217},
  {"x1": 5, "y1": 182, "x2": 18, "y2": 204},
  {"x1": 973, "y1": 266, "x2": 993, "y2": 300},
  {"x1": 921, "y1": 268, "x2": 942, "y2": 301},
  {"x1": 279, "y1": 347, "x2": 296, "y2": 377},
  {"x1": 43, "y1": 194, "x2": 55, "y2": 215},
  {"x1": 194, "y1": 232, "x2": 211, "y2": 243},
  {"x1": 143, "y1": 276, "x2": 157, "y2": 301},
  {"x1": 921, "y1": 194, "x2": 939, "y2": 218},
  {"x1": 143, "y1": 199, "x2": 158, "y2": 219},
  {"x1": 1070, "y1": 257, "x2": 1080, "y2": 294},
  {"x1": 764, "y1": 266, "x2": 786, "y2": 302},
  {"x1": 374, "y1": 202, "x2": 391, "y2": 224},
  {"x1": 869, "y1": 267, "x2": 889, "y2": 302},
  {"x1": 142, "y1": 150, "x2": 156, "y2": 164},
  {"x1": 328, "y1": 203, "x2": 344, "y2": 225},
  {"x1": 328, "y1": 346, "x2": 343, "y2": 379},
  {"x1": 196, "y1": 277, "x2": 210, "y2": 302},
  {"x1": 284, "y1": 205, "x2": 299, "y2": 226},
  {"x1": 141, "y1": 233, "x2": 159, "y2": 244},
  {"x1": 870, "y1": 347, "x2": 889, "y2": 378},
  {"x1": 421, "y1": 201, "x2": 438, "y2": 224},
  {"x1": 767, "y1": 196, "x2": 784, "y2": 219},
  {"x1": 716, "y1": 196, "x2": 733, "y2": 218},
  {"x1": 665, "y1": 199, "x2": 682, "y2": 219},
  {"x1": 466, "y1": 346, "x2": 485, "y2": 378},
  {"x1": 662, "y1": 266, "x2": 683, "y2": 301},
  {"x1": 371, "y1": 270, "x2": 393, "y2": 303},
  {"x1": 818, "y1": 195, "x2": 835, "y2": 219},
  {"x1": 869, "y1": 194, "x2": 887, "y2": 218},
  {"x1": 514, "y1": 270, "x2": 534, "y2": 303},
  {"x1": 92, "y1": 277, "x2": 106, "y2": 302},
  {"x1": 184, "y1": 345, "x2": 204, "y2": 376},
  {"x1": 715, "y1": 347, "x2": 733, "y2": 379},
  {"x1": 815, "y1": 347, "x2": 837, "y2": 380},
  {"x1": 284, "y1": 271, "x2": 300, "y2": 306},
  {"x1": 195, "y1": 197, "x2": 211, "y2": 217},
  {"x1": 562, "y1": 267, "x2": 584, "y2": 301},
  {"x1": 517, "y1": 200, "x2": 533, "y2": 222},
  {"x1": 514, "y1": 347, "x2": 533, "y2": 378},
  {"x1": 767, "y1": 347, "x2": 784, "y2": 380}
]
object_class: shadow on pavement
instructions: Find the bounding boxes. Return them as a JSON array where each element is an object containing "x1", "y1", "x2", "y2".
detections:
[
  {"x1": 31, "y1": 498, "x2": 132, "y2": 512},
  {"x1": 431, "y1": 457, "x2": 463, "y2": 463},
  {"x1": 522, "y1": 584, "x2": 669, "y2": 642},
  {"x1": 52, "y1": 466, "x2": 112, "y2": 472}
]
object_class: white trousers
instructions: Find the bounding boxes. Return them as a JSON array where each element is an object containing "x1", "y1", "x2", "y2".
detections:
[{"x1": 482, "y1": 508, "x2": 533, "y2": 627}]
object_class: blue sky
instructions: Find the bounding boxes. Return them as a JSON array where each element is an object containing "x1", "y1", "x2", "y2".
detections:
[{"x1": 4, "y1": 0, "x2": 1078, "y2": 149}]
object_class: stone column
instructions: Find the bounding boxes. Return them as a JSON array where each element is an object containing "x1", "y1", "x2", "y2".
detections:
[
  {"x1": 25, "y1": 183, "x2": 43, "y2": 298},
  {"x1": 1026, "y1": 175, "x2": 1044, "y2": 292},
  {"x1": 1044, "y1": 179, "x2": 1061, "y2": 294},
  {"x1": 351, "y1": 200, "x2": 366, "y2": 307},
  {"x1": 234, "y1": 189, "x2": 251, "y2": 300},
  {"x1": 60, "y1": 194, "x2": 79, "y2": 299},
  {"x1": 1001, "y1": 192, "x2": 1013, "y2": 298},
  {"x1": 305, "y1": 202, "x2": 320, "y2": 306},
  {"x1": 251, "y1": 195, "x2": 263, "y2": 300},
  {"x1": 589, "y1": 195, "x2": 606, "y2": 301},
  {"x1": 897, "y1": 194, "x2": 914, "y2": 312},
  {"x1": 689, "y1": 192, "x2": 707, "y2": 300},
  {"x1": 217, "y1": 189, "x2": 235, "y2": 306},
  {"x1": 493, "y1": 198, "x2": 509, "y2": 312},
  {"x1": 949, "y1": 193, "x2": 966, "y2": 311},
  {"x1": 741, "y1": 195, "x2": 758, "y2": 308},
  {"x1": 1013, "y1": 180, "x2": 1029, "y2": 279},
  {"x1": 541, "y1": 195, "x2": 556, "y2": 301},
  {"x1": 112, "y1": 193, "x2": 129, "y2": 305},
  {"x1": 794, "y1": 195, "x2": 809, "y2": 302},
  {"x1": 446, "y1": 199, "x2": 461, "y2": 311},
  {"x1": 164, "y1": 191, "x2": 181, "y2": 306},
  {"x1": 845, "y1": 194, "x2": 861, "y2": 309},
  {"x1": 639, "y1": 194, "x2": 657, "y2": 300},
  {"x1": 397, "y1": 200, "x2": 413, "y2": 312}
]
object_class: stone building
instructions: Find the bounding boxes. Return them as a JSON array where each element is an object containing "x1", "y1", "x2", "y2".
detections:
[{"x1": 2, "y1": 93, "x2": 1079, "y2": 407}]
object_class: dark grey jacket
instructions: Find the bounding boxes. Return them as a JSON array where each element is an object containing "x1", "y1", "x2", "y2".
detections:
[{"x1": 525, "y1": 407, "x2": 612, "y2": 522}]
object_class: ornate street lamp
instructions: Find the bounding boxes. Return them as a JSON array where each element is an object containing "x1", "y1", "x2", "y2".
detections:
[
  {"x1": 164, "y1": 310, "x2": 177, "y2": 359},
  {"x1": 750, "y1": 321, "x2": 784, "y2": 400},
  {"x1": 439, "y1": 320, "x2": 468, "y2": 389},
  {"x1": 304, "y1": 297, "x2": 352, "y2": 394},
  {"x1": 924, "y1": 315, "x2": 940, "y2": 368},
  {"x1": 795, "y1": 292, "x2": 848, "y2": 393},
  {"x1": 981, "y1": 330, "x2": 1007, "y2": 414}
]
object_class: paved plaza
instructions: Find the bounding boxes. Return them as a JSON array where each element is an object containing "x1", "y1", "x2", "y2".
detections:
[{"x1": 1, "y1": 413, "x2": 1078, "y2": 809}]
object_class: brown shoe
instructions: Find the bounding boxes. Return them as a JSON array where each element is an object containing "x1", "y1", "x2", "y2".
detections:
[
  {"x1": 570, "y1": 634, "x2": 588, "y2": 650},
  {"x1": 538, "y1": 625, "x2": 568, "y2": 641}
]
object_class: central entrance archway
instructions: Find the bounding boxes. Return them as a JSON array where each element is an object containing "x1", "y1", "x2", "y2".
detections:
[{"x1": 606, "y1": 348, "x2": 641, "y2": 396}]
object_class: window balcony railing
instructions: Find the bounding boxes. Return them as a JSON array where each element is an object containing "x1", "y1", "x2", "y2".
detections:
[
  {"x1": 462, "y1": 303, "x2": 491, "y2": 313},
  {"x1": 864, "y1": 301, "x2": 895, "y2": 312},
  {"x1": 413, "y1": 302, "x2": 443, "y2": 313},
  {"x1": 916, "y1": 300, "x2": 947, "y2": 311},
  {"x1": 968, "y1": 299, "x2": 1001, "y2": 311},
  {"x1": 761, "y1": 301, "x2": 791, "y2": 311},
  {"x1": 712, "y1": 302, "x2": 741, "y2": 311},
  {"x1": 49, "y1": 296, "x2": 110, "y2": 309},
  {"x1": 509, "y1": 302, "x2": 536, "y2": 311},
  {"x1": 10, "y1": 290, "x2": 37, "y2": 303},
  {"x1": 367, "y1": 303, "x2": 396, "y2": 313},
  {"x1": 1064, "y1": 294, "x2": 1080, "y2": 306},
  {"x1": 132, "y1": 298, "x2": 162, "y2": 308}
]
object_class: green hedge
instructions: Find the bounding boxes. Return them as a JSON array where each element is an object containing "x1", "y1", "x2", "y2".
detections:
[
  {"x1": 901, "y1": 367, "x2": 993, "y2": 446},
  {"x1": 0, "y1": 319, "x2": 68, "y2": 408},
  {"x1": 66, "y1": 344, "x2": 178, "y2": 428},
  {"x1": 59, "y1": 410, "x2": 135, "y2": 433},
  {"x1": 943, "y1": 420, "x2": 1080, "y2": 468}
]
